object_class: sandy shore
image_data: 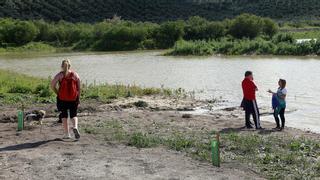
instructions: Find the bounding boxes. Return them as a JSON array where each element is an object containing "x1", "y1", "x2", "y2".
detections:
[{"x1": 0, "y1": 96, "x2": 319, "y2": 180}]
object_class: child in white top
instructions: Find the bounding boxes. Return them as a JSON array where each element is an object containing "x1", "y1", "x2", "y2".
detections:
[{"x1": 268, "y1": 79, "x2": 287, "y2": 130}]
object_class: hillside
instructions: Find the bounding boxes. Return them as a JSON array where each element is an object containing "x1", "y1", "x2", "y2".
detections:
[{"x1": 0, "y1": 0, "x2": 320, "y2": 22}]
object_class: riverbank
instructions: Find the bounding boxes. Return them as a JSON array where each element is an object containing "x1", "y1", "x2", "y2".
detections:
[{"x1": 0, "y1": 71, "x2": 319, "y2": 179}]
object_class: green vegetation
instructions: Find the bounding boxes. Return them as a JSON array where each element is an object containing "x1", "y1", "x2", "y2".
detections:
[
  {"x1": 184, "y1": 16, "x2": 225, "y2": 41},
  {"x1": 223, "y1": 133, "x2": 320, "y2": 179},
  {"x1": 1, "y1": 0, "x2": 320, "y2": 22},
  {"x1": 291, "y1": 30, "x2": 320, "y2": 39},
  {"x1": 81, "y1": 118, "x2": 320, "y2": 179},
  {"x1": 169, "y1": 33, "x2": 320, "y2": 56},
  {"x1": 1, "y1": 13, "x2": 320, "y2": 56},
  {"x1": 0, "y1": 42, "x2": 56, "y2": 53},
  {"x1": 229, "y1": 14, "x2": 278, "y2": 39},
  {"x1": 0, "y1": 14, "x2": 279, "y2": 52},
  {"x1": 0, "y1": 70, "x2": 54, "y2": 104},
  {"x1": 0, "y1": 70, "x2": 173, "y2": 105},
  {"x1": 0, "y1": 19, "x2": 39, "y2": 45}
]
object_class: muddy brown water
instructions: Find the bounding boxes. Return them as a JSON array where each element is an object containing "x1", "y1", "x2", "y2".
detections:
[{"x1": 0, "y1": 51, "x2": 319, "y2": 133}]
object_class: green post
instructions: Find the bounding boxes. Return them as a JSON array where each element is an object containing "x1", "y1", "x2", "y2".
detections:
[
  {"x1": 17, "y1": 110, "x2": 24, "y2": 131},
  {"x1": 211, "y1": 133, "x2": 220, "y2": 167}
]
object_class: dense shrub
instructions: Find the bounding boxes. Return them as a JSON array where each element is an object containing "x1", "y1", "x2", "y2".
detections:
[
  {"x1": 275, "y1": 42, "x2": 297, "y2": 55},
  {"x1": 92, "y1": 25, "x2": 147, "y2": 51},
  {"x1": 184, "y1": 16, "x2": 225, "y2": 40},
  {"x1": 272, "y1": 33, "x2": 295, "y2": 44},
  {"x1": 0, "y1": 19, "x2": 39, "y2": 45},
  {"x1": 228, "y1": 14, "x2": 279, "y2": 39},
  {"x1": 34, "y1": 84, "x2": 53, "y2": 97},
  {"x1": 228, "y1": 14, "x2": 262, "y2": 39},
  {"x1": 184, "y1": 16, "x2": 208, "y2": 40},
  {"x1": 295, "y1": 41, "x2": 315, "y2": 55},
  {"x1": 33, "y1": 19, "x2": 55, "y2": 42},
  {"x1": 204, "y1": 22, "x2": 225, "y2": 40},
  {"x1": 261, "y1": 18, "x2": 279, "y2": 37},
  {"x1": 154, "y1": 21, "x2": 185, "y2": 49},
  {"x1": 312, "y1": 41, "x2": 320, "y2": 55}
]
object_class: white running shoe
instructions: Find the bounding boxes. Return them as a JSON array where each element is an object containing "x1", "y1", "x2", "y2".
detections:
[
  {"x1": 62, "y1": 134, "x2": 71, "y2": 139},
  {"x1": 73, "y1": 128, "x2": 80, "y2": 140}
]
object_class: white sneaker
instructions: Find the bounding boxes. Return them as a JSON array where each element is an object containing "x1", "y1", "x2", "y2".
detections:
[
  {"x1": 62, "y1": 134, "x2": 71, "y2": 139},
  {"x1": 73, "y1": 128, "x2": 80, "y2": 140}
]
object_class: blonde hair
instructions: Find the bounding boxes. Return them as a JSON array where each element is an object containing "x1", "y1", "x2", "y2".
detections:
[{"x1": 61, "y1": 59, "x2": 71, "y2": 69}]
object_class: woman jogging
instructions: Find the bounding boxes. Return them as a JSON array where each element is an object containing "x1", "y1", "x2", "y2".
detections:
[
  {"x1": 268, "y1": 79, "x2": 287, "y2": 131},
  {"x1": 51, "y1": 59, "x2": 81, "y2": 140}
]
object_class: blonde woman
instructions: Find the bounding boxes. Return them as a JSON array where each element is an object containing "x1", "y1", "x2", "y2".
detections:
[{"x1": 51, "y1": 59, "x2": 81, "y2": 140}]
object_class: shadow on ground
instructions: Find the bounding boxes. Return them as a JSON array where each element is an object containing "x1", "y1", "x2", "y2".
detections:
[
  {"x1": 0, "y1": 138, "x2": 63, "y2": 152},
  {"x1": 219, "y1": 126, "x2": 278, "y2": 135},
  {"x1": 219, "y1": 126, "x2": 247, "y2": 133}
]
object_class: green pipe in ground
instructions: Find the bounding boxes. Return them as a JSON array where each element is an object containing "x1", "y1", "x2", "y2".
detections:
[
  {"x1": 17, "y1": 110, "x2": 24, "y2": 131},
  {"x1": 211, "y1": 133, "x2": 220, "y2": 167}
]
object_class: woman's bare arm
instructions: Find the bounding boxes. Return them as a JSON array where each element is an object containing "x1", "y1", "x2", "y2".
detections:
[{"x1": 51, "y1": 73, "x2": 61, "y2": 95}]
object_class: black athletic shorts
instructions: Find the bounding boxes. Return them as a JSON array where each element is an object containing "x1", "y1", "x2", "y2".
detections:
[{"x1": 57, "y1": 97, "x2": 78, "y2": 118}]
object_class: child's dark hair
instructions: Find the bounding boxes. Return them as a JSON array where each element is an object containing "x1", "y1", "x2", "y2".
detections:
[
  {"x1": 245, "y1": 71, "x2": 253, "y2": 77},
  {"x1": 279, "y1": 79, "x2": 286, "y2": 88}
]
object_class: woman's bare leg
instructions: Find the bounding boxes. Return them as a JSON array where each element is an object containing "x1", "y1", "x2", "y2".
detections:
[
  {"x1": 62, "y1": 118, "x2": 69, "y2": 134},
  {"x1": 71, "y1": 117, "x2": 80, "y2": 139},
  {"x1": 71, "y1": 117, "x2": 78, "y2": 129}
]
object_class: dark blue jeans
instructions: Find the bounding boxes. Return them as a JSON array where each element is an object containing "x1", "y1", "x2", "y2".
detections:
[{"x1": 274, "y1": 108, "x2": 285, "y2": 128}]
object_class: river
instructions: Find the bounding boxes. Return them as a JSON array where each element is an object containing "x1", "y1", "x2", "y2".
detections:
[{"x1": 0, "y1": 51, "x2": 319, "y2": 133}]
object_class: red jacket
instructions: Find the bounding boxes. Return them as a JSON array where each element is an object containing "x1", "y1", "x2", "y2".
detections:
[{"x1": 242, "y1": 78, "x2": 257, "y2": 100}]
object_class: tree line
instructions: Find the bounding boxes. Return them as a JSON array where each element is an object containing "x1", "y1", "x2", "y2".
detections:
[
  {"x1": 1, "y1": 0, "x2": 320, "y2": 23},
  {"x1": 0, "y1": 14, "x2": 279, "y2": 51}
]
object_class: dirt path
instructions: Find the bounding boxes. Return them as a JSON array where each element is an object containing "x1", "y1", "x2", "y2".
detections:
[{"x1": 0, "y1": 119, "x2": 262, "y2": 180}]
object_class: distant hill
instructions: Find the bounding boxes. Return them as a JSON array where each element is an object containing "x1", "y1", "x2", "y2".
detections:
[{"x1": 0, "y1": 0, "x2": 319, "y2": 22}]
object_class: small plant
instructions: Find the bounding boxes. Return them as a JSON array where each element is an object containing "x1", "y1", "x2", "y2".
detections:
[
  {"x1": 133, "y1": 100, "x2": 148, "y2": 108},
  {"x1": 166, "y1": 134, "x2": 195, "y2": 151},
  {"x1": 128, "y1": 132, "x2": 160, "y2": 148},
  {"x1": 34, "y1": 84, "x2": 53, "y2": 97},
  {"x1": 142, "y1": 88, "x2": 161, "y2": 96},
  {"x1": 290, "y1": 140, "x2": 301, "y2": 151},
  {"x1": 81, "y1": 125, "x2": 97, "y2": 134}
]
